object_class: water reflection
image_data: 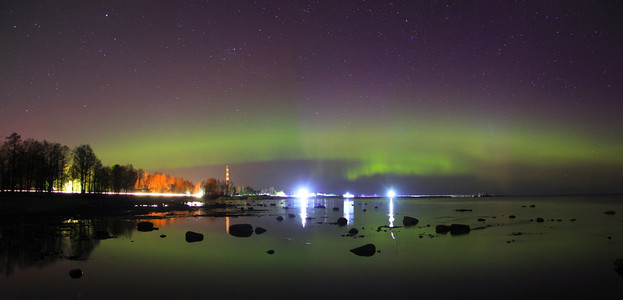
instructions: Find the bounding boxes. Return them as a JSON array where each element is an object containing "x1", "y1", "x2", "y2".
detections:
[
  {"x1": 299, "y1": 197, "x2": 308, "y2": 227},
  {"x1": 388, "y1": 197, "x2": 395, "y2": 227},
  {"x1": 343, "y1": 199, "x2": 354, "y2": 225},
  {"x1": 0, "y1": 218, "x2": 135, "y2": 278}
]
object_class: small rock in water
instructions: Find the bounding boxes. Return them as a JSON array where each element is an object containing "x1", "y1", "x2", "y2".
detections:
[
  {"x1": 509, "y1": 215, "x2": 516, "y2": 219},
  {"x1": 604, "y1": 210, "x2": 616, "y2": 215},
  {"x1": 348, "y1": 228, "x2": 359, "y2": 235},
  {"x1": 137, "y1": 221, "x2": 155, "y2": 232},
  {"x1": 454, "y1": 209, "x2": 472, "y2": 212},
  {"x1": 350, "y1": 244, "x2": 376, "y2": 257},
  {"x1": 160, "y1": 234, "x2": 166, "y2": 238},
  {"x1": 266, "y1": 250, "x2": 275, "y2": 255},
  {"x1": 69, "y1": 269, "x2": 83, "y2": 279},
  {"x1": 477, "y1": 218, "x2": 486, "y2": 222},
  {"x1": 536, "y1": 217, "x2": 545, "y2": 223},
  {"x1": 436, "y1": 225, "x2": 451, "y2": 234},
  {"x1": 314, "y1": 205, "x2": 326, "y2": 209},
  {"x1": 185, "y1": 231, "x2": 204, "y2": 243},
  {"x1": 94, "y1": 231, "x2": 112, "y2": 239},
  {"x1": 229, "y1": 224, "x2": 254, "y2": 237},
  {"x1": 288, "y1": 214, "x2": 296, "y2": 218},
  {"x1": 333, "y1": 207, "x2": 339, "y2": 211},
  {"x1": 530, "y1": 204, "x2": 536, "y2": 208},
  {"x1": 337, "y1": 217, "x2": 348, "y2": 226},
  {"x1": 276, "y1": 216, "x2": 284, "y2": 221},
  {"x1": 570, "y1": 218, "x2": 577, "y2": 222},
  {"x1": 403, "y1": 216, "x2": 419, "y2": 227},
  {"x1": 450, "y1": 224, "x2": 470, "y2": 235},
  {"x1": 255, "y1": 227, "x2": 267, "y2": 235}
]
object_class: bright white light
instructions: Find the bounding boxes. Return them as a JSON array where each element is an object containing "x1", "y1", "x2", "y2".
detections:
[
  {"x1": 342, "y1": 192, "x2": 354, "y2": 199},
  {"x1": 295, "y1": 188, "x2": 315, "y2": 198},
  {"x1": 387, "y1": 190, "x2": 396, "y2": 198}
]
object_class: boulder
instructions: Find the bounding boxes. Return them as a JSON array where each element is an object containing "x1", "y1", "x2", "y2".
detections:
[
  {"x1": 477, "y1": 218, "x2": 486, "y2": 222},
  {"x1": 288, "y1": 214, "x2": 296, "y2": 218},
  {"x1": 333, "y1": 207, "x2": 340, "y2": 211},
  {"x1": 435, "y1": 225, "x2": 451, "y2": 234},
  {"x1": 536, "y1": 217, "x2": 545, "y2": 222},
  {"x1": 160, "y1": 234, "x2": 167, "y2": 238},
  {"x1": 185, "y1": 231, "x2": 204, "y2": 243},
  {"x1": 337, "y1": 217, "x2": 348, "y2": 226},
  {"x1": 267, "y1": 250, "x2": 275, "y2": 255},
  {"x1": 604, "y1": 210, "x2": 616, "y2": 215},
  {"x1": 314, "y1": 205, "x2": 326, "y2": 209},
  {"x1": 69, "y1": 269, "x2": 83, "y2": 279},
  {"x1": 348, "y1": 228, "x2": 359, "y2": 235},
  {"x1": 137, "y1": 221, "x2": 155, "y2": 232},
  {"x1": 276, "y1": 216, "x2": 284, "y2": 221},
  {"x1": 255, "y1": 227, "x2": 267, "y2": 235},
  {"x1": 403, "y1": 216, "x2": 419, "y2": 226},
  {"x1": 229, "y1": 224, "x2": 254, "y2": 237},
  {"x1": 350, "y1": 244, "x2": 376, "y2": 257},
  {"x1": 509, "y1": 215, "x2": 516, "y2": 219},
  {"x1": 450, "y1": 224, "x2": 470, "y2": 235}
]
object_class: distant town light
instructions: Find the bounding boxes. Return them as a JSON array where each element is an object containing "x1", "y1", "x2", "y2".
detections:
[
  {"x1": 387, "y1": 190, "x2": 396, "y2": 198},
  {"x1": 342, "y1": 192, "x2": 354, "y2": 199},
  {"x1": 295, "y1": 188, "x2": 315, "y2": 198}
]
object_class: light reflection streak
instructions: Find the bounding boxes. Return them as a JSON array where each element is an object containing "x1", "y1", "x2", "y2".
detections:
[
  {"x1": 388, "y1": 197, "x2": 395, "y2": 227},
  {"x1": 299, "y1": 197, "x2": 308, "y2": 228},
  {"x1": 343, "y1": 199, "x2": 354, "y2": 225}
]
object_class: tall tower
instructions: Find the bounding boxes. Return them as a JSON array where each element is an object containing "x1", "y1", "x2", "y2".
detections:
[{"x1": 225, "y1": 165, "x2": 230, "y2": 186}]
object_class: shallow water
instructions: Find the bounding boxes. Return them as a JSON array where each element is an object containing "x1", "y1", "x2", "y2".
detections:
[{"x1": 2, "y1": 195, "x2": 622, "y2": 299}]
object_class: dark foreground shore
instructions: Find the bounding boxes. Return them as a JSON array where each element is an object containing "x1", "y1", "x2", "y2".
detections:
[{"x1": 0, "y1": 192, "x2": 200, "y2": 218}]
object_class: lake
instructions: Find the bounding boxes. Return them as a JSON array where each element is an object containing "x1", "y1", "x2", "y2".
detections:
[{"x1": 1, "y1": 195, "x2": 622, "y2": 299}]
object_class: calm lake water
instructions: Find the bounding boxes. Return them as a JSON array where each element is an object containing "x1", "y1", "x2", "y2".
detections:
[{"x1": 2, "y1": 195, "x2": 622, "y2": 299}]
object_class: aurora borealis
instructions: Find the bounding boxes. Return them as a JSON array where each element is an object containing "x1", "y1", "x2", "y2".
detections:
[{"x1": 2, "y1": 1, "x2": 622, "y2": 194}]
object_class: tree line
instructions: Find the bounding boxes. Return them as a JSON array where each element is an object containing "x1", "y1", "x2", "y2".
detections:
[{"x1": 0, "y1": 133, "x2": 202, "y2": 194}]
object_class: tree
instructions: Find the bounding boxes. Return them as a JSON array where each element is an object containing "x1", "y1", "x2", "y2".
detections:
[
  {"x1": 3, "y1": 133, "x2": 22, "y2": 191},
  {"x1": 72, "y1": 144, "x2": 98, "y2": 193}
]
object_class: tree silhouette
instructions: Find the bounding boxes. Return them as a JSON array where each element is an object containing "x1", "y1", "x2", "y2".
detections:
[{"x1": 71, "y1": 145, "x2": 98, "y2": 194}]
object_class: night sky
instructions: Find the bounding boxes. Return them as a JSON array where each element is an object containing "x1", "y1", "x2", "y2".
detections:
[{"x1": 2, "y1": 1, "x2": 623, "y2": 195}]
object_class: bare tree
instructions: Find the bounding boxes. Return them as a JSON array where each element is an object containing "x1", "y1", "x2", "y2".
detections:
[{"x1": 72, "y1": 144, "x2": 98, "y2": 194}]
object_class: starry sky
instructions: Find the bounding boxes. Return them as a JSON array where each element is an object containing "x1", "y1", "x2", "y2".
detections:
[{"x1": 2, "y1": 0, "x2": 623, "y2": 195}]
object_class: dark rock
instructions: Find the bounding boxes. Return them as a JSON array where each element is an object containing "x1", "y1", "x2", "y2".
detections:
[
  {"x1": 536, "y1": 217, "x2": 545, "y2": 222},
  {"x1": 137, "y1": 221, "x2": 155, "y2": 232},
  {"x1": 350, "y1": 244, "x2": 376, "y2": 257},
  {"x1": 450, "y1": 224, "x2": 471, "y2": 235},
  {"x1": 477, "y1": 218, "x2": 486, "y2": 222},
  {"x1": 276, "y1": 216, "x2": 284, "y2": 221},
  {"x1": 314, "y1": 205, "x2": 326, "y2": 209},
  {"x1": 229, "y1": 224, "x2": 254, "y2": 237},
  {"x1": 160, "y1": 234, "x2": 166, "y2": 238},
  {"x1": 403, "y1": 216, "x2": 419, "y2": 227},
  {"x1": 435, "y1": 225, "x2": 451, "y2": 234},
  {"x1": 185, "y1": 231, "x2": 204, "y2": 243},
  {"x1": 529, "y1": 204, "x2": 536, "y2": 208},
  {"x1": 255, "y1": 227, "x2": 267, "y2": 235},
  {"x1": 509, "y1": 215, "x2": 516, "y2": 219},
  {"x1": 333, "y1": 207, "x2": 339, "y2": 211},
  {"x1": 267, "y1": 250, "x2": 275, "y2": 255},
  {"x1": 288, "y1": 214, "x2": 296, "y2": 218},
  {"x1": 604, "y1": 210, "x2": 616, "y2": 215},
  {"x1": 270, "y1": 203, "x2": 276, "y2": 206},
  {"x1": 607, "y1": 236, "x2": 612, "y2": 239},
  {"x1": 69, "y1": 269, "x2": 83, "y2": 279},
  {"x1": 337, "y1": 217, "x2": 348, "y2": 226},
  {"x1": 94, "y1": 231, "x2": 112, "y2": 239},
  {"x1": 570, "y1": 218, "x2": 577, "y2": 222},
  {"x1": 348, "y1": 228, "x2": 359, "y2": 235},
  {"x1": 454, "y1": 209, "x2": 472, "y2": 212}
]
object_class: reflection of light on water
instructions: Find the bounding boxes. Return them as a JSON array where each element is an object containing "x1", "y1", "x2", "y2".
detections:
[
  {"x1": 226, "y1": 217, "x2": 230, "y2": 233},
  {"x1": 299, "y1": 198, "x2": 308, "y2": 228},
  {"x1": 343, "y1": 199, "x2": 354, "y2": 224},
  {"x1": 388, "y1": 197, "x2": 395, "y2": 227},
  {"x1": 184, "y1": 201, "x2": 204, "y2": 207}
]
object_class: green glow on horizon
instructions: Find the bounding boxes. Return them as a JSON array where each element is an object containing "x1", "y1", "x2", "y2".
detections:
[{"x1": 93, "y1": 112, "x2": 623, "y2": 185}]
